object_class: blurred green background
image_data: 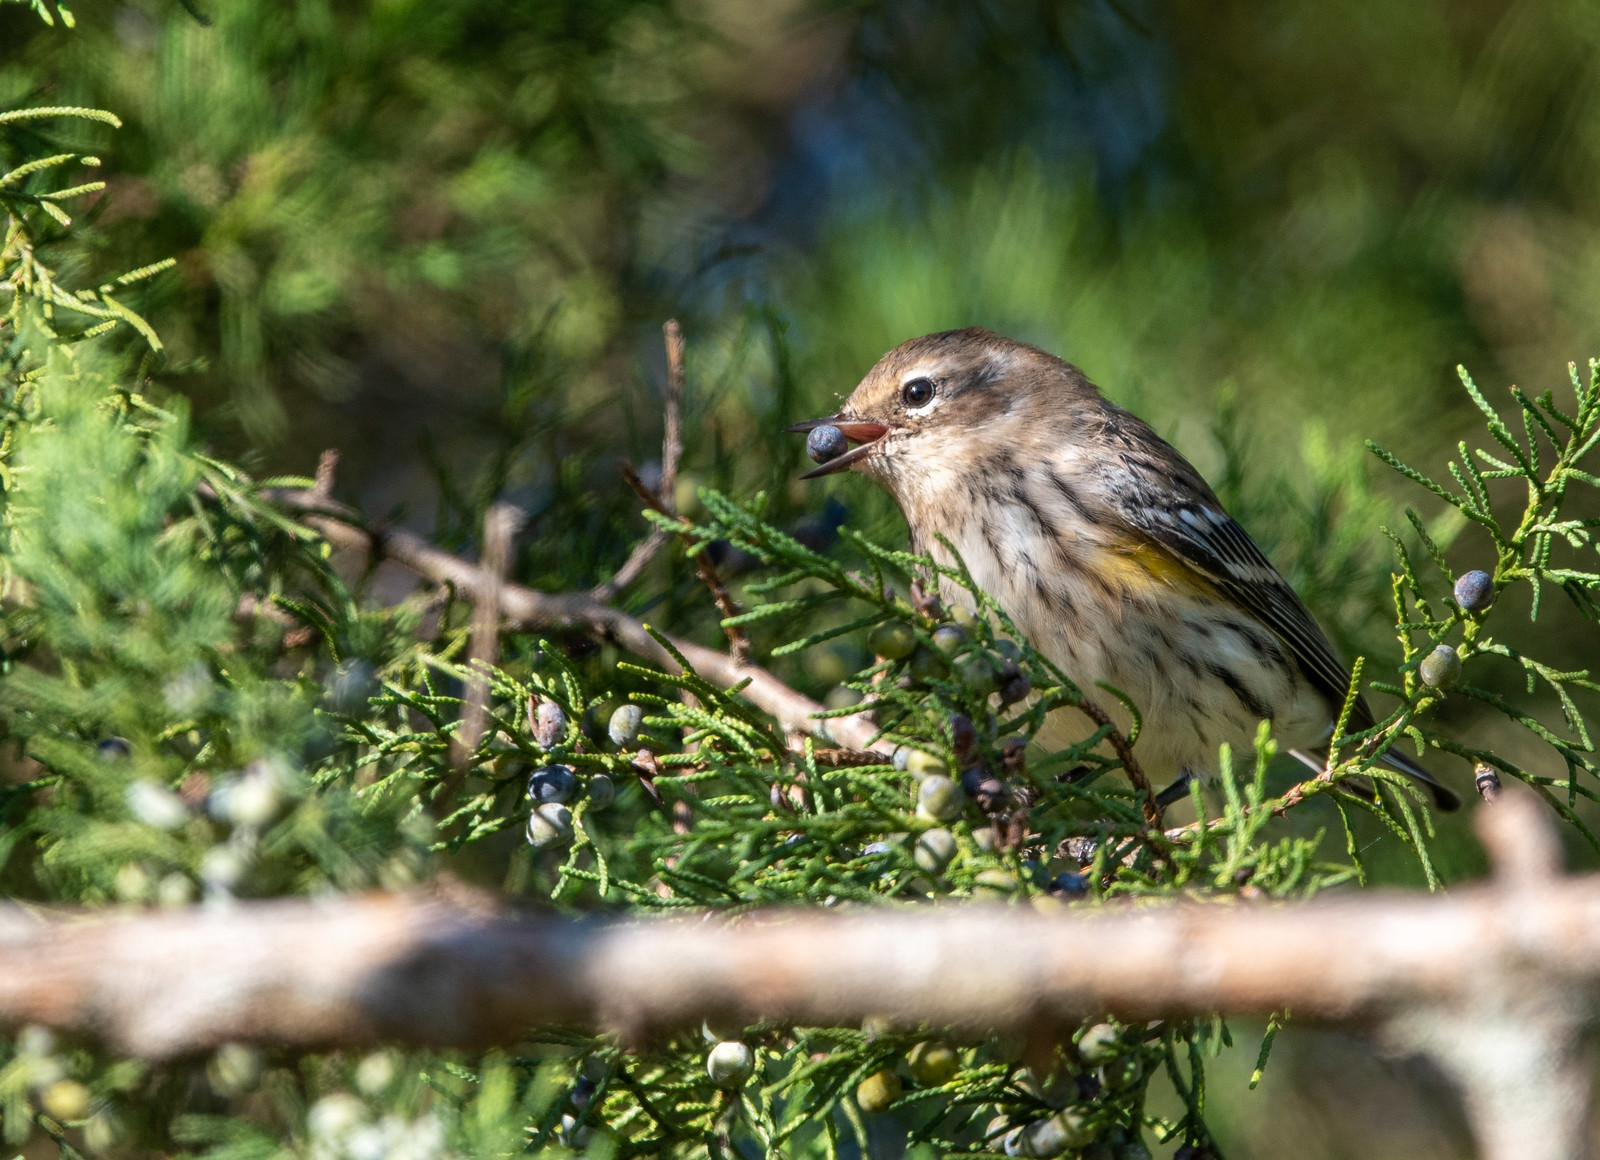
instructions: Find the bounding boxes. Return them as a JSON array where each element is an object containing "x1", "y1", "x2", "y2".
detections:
[{"x1": 7, "y1": 0, "x2": 1600, "y2": 1154}]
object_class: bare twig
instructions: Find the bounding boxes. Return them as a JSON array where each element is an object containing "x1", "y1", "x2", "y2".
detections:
[
  {"x1": 449, "y1": 503, "x2": 523, "y2": 775},
  {"x1": 312, "y1": 448, "x2": 339, "y2": 500},
  {"x1": 0, "y1": 792, "x2": 1592, "y2": 1160},
  {"x1": 592, "y1": 319, "x2": 688, "y2": 602},
  {"x1": 620, "y1": 461, "x2": 750, "y2": 664},
  {"x1": 272, "y1": 490, "x2": 885, "y2": 754},
  {"x1": 660, "y1": 318, "x2": 684, "y2": 506},
  {"x1": 807, "y1": 748, "x2": 892, "y2": 768},
  {"x1": 1071, "y1": 695, "x2": 1164, "y2": 832}
]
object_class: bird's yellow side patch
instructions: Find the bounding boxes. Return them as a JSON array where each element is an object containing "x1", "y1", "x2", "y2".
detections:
[{"x1": 1101, "y1": 537, "x2": 1214, "y2": 597}]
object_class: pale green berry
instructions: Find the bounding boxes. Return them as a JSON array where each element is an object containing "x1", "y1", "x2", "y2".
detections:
[
  {"x1": 1015, "y1": 1111, "x2": 1090, "y2": 1157},
  {"x1": 1077, "y1": 1022, "x2": 1121, "y2": 1065},
  {"x1": 40, "y1": 1079, "x2": 90, "y2": 1122},
  {"x1": 157, "y1": 872, "x2": 195, "y2": 908},
  {"x1": 905, "y1": 750, "x2": 948, "y2": 779},
  {"x1": 855, "y1": 1069, "x2": 901, "y2": 1114},
  {"x1": 932, "y1": 625, "x2": 966, "y2": 654},
  {"x1": 706, "y1": 1041, "x2": 754, "y2": 1088},
  {"x1": 868, "y1": 621, "x2": 917, "y2": 660},
  {"x1": 355, "y1": 1051, "x2": 399, "y2": 1095},
  {"x1": 221, "y1": 768, "x2": 282, "y2": 827},
  {"x1": 608, "y1": 704, "x2": 644, "y2": 746},
  {"x1": 587, "y1": 773, "x2": 615, "y2": 810},
  {"x1": 559, "y1": 1113, "x2": 593, "y2": 1149},
  {"x1": 916, "y1": 775, "x2": 964, "y2": 821},
  {"x1": 84, "y1": 1111, "x2": 123, "y2": 1151},
  {"x1": 913, "y1": 827, "x2": 956, "y2": 873},
  {"x1": 906, "y1": 1042, "x2": 959, "y2": 1086},
  {"x1": 526, "y1": 802, "x2": 573, "y2": 848},
  {"x1": 126, "y1": 779, "x2": 187, "y2": 830},
  {"x1": 674, "y1": 473, "x2": 703, "y2": 518},
  {"x1": 1419, "y1": 644, "x2": 1462, "y2": 689},
  {"x1": 973, "y1": 868, "x2": 1019, "y2": 895}
]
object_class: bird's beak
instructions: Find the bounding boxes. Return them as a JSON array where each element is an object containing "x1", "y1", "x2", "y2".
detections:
[{"x1": 785, "y1": 415, "x2": 891, "y2": 479}]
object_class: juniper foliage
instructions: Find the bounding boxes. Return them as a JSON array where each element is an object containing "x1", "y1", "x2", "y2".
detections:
[{"x1": 6, "y1": 28, "x2": 1600, "y2": 1160}]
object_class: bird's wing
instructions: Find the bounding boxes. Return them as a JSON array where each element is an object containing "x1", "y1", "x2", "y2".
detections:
[
  {"x1": 1112, "y1": 496, "x2": 1373, "y2": 729},
  {"x1": 1117, "y1": 497, "x2": 1466, "y2": 809}
]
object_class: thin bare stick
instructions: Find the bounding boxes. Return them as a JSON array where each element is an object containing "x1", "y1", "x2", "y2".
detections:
[
  {"x1": 620, "y1": 461, "x2": 749, "y2": 664},
  {"x1": 312, "y1": 448, "x2": 339, "y2": 500},
  {"x1": 598, "y1": 529, "x2": 671, "y2": 604},
  {"x1": 1071, "y1": 695, "x2": 1164, "y2": 832},
  {"x1": 660, "y1": 318, "x2": 684, "y2": 508},
  {"x1": 450, "y1": 503, "x2": 523, "y2": 775},
  {"x1": 274, "y1": 490, "x2": 884, "y2": 754},
  {"x1": 592, "y1": 319, "x2": 689, "y2": 601}
]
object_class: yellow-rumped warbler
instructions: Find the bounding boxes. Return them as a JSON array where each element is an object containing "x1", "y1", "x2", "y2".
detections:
[{"x1": 791, "y1": 328, "x2": 1459, "y2": 811}]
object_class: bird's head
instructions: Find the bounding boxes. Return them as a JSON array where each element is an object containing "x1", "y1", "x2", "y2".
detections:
[{"x1": 788, "y1": 328, "x2": 1095, "y2": 494}]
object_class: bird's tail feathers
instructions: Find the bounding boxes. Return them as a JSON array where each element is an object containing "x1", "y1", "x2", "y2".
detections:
[
  {"x1": 1287, "y1": 746, "x2": 1461, "y2": 812},
  {"x1": 1379, "y1": 747, "x2": 1462, "y2": 812}
]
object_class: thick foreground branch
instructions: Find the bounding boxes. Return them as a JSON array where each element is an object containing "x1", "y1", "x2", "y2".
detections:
[
  {"x1": 5, "y1": 871, "x2": 1597, "y2": 1058},
  {"x1": 6, "y1": 861, "x2": 1597, "y2": 1060},
  {"x1": 0, "y1": 797, "x2": 1589, "y2": 1159},
  {"x1": 0, "y1": 797, "x2": 1585, "y2": 1047}
]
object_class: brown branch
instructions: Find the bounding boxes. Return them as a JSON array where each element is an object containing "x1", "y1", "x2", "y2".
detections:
[
  {"x1": 620, "y1": 461, "x2": 749, "y2": 664},
  {"x1": 592, "y1": 319, "x2": 688, "y2": 602},
  {"x1": 272, "y1": 490, "x2": 885, "y2": 755}
]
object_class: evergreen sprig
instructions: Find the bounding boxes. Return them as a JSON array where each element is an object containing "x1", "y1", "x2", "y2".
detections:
[{"x1": 1366, "y1": 360, "x2": 1600, "y2": 844}]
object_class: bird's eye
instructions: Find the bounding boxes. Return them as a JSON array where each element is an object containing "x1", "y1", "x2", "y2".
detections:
[{"x1": 901, "y1": 378, "x2": 935, "y2": 407}]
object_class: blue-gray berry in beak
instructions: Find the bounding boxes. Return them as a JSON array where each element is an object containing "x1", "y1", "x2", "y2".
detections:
[
  {"x1": 806, "y1": 424, "x2": 848, "y2": 465},
  {"x1": 786, "y1": 415, "x2": 890, "y2": 478}
]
